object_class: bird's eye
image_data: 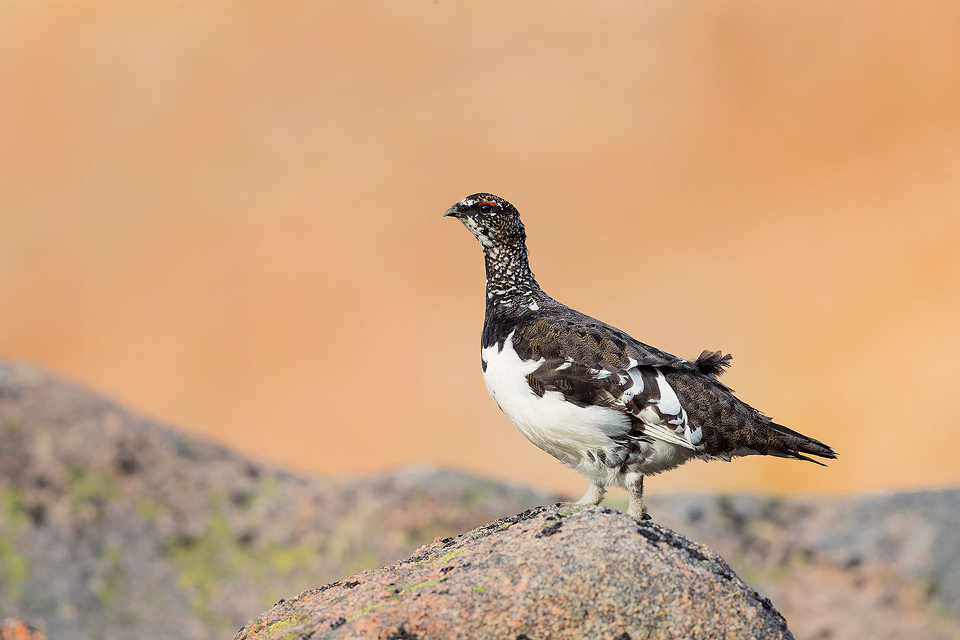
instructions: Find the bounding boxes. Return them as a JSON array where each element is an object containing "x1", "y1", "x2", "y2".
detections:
[{"x1": 479, "y1": 200, "x2": 496, "y2": 214}]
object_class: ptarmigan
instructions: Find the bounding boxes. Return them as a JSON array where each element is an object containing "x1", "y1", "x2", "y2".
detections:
[{"x1": 445, "y1": 192, "x2": 836, "y2": 519}]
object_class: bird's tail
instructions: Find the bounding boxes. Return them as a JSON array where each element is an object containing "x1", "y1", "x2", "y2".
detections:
[{"x1": 764, "y1": 421, "x2": 837, "y2": 465}]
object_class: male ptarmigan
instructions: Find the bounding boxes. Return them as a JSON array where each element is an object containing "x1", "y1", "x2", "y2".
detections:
[{"x1": 445, "y1": 193, "x2": 836, "y2": 519}]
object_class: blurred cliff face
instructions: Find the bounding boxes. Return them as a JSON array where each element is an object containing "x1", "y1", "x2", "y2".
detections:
[{"x1": 1, "y1": 1, "x2": 958, "y2": 496}]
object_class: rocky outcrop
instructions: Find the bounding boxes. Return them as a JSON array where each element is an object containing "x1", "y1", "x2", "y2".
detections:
[
  {"x1": 0, "y1": 361, "x2": 556, "y2": 640},
  {"x1": 3, "y1": 360, "x2": 960, "y2": 640},
  {"x1": 236, "y1": 504, "x2": 792, "y2": 640}
]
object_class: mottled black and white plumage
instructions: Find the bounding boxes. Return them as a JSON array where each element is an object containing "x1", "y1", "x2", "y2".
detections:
[{"x1": 445, "y1": 192, "x2": 836, "y2": 519}]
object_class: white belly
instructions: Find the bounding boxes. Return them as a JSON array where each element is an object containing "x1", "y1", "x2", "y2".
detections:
[{"x1": 480, "y1": 330, "x2": 631, "y2": 466}]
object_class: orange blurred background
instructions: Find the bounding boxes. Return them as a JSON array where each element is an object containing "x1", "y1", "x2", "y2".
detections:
[{"x1": 2, "y1": 0, "x2": 958, "y2": 498}]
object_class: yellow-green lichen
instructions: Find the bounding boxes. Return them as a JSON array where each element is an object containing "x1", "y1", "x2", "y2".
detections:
[
  {"x1": 389, "y1": 579, "x2": 439, "y2": 594},
  {"x1": 0, "y1": 537, "x2": 29, "y2": 600},
  {"x1": 68, "y1": 468, "x2": 121, "y2": 505},
  {"x1": 259, "y1": 613, "x2": 314, "y2": 640},
  {"x1": 267, "y1": 544, "x2": 317, "y2": 575},
  {"x1": 346, "y1": 601, "x2": 392, "y2": 622},
  {"x1": 249, "y1": 476, "x2": 281, "y2": 508},
  {"x1": 170, "y1": 512, "x2": 236, "y2": 620},
  {"x1": 95, "y1": 546, "x2": 126, "y2": 606},
  {"x1": 136, "y1": 498, "x2": 163, "y2": 522},
  {"x1": 0, "y1": 488, "x2": 29, "y2": 529},
  {"x1": 168, "y1": 495, "x2": 322, "y2": 625},
  {"x1": 0, "y1": 488, "x2": 30, "y2": 602},
  {"x1": 435, "y1": 547, "x2": 466, "y2": 564}
]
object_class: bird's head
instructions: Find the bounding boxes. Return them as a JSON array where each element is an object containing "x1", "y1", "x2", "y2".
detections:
[{"x1": 444, "y1": 193, "x2": 525, "y2": 250}]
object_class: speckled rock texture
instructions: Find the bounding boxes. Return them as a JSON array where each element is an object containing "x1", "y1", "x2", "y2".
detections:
[
  {"x1": 235, "y1": 504, "x2": 793, "y2": 640},
  {"x1": 0, "y1": 361, "x2": 556, "y2": 640}
]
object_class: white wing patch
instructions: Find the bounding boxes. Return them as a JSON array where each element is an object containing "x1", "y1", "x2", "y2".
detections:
[
  {"x1": 625, "y1": 369, "x2": 702, "y2": 451},
  {"x1": 654, "y1": 370, "x2": 683, "y2": 415},
  {"x1": 619, "y1": 368, "x2": 645, "y2": 404}
]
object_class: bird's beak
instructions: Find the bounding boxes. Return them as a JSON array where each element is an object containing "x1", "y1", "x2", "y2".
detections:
[{"x1": 444, "y1": 205, "x2": 461, "y2": 219}]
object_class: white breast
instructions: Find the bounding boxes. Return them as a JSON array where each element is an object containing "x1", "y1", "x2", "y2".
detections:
[{"x1": 480, "y1": 330, "x2": 631, "y2": 466}]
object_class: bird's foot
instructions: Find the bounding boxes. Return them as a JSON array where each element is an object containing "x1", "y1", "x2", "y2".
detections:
[
  {"x1": 627, "y1": 502, "x2": 651, "y2": 520},
  {"x1": 561, "y1": 482, "x2": 606, "y2": 508}
]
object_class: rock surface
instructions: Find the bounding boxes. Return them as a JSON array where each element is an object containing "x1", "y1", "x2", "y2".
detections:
[
  {"x1": 236, "y1": 504, "x2": 792, "y2": 640},
  {"x1": 0, "y1": 361, "x2": 556, "y2": 640},
  {"x1": 2, "y1": 359, "x2": 960, "y2": 640}
]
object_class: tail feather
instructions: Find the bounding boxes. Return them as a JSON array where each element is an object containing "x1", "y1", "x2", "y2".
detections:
[
  {"x1": 695, "y1": 350, "x2": 732, "y2": 377},
  {"x1": 766, "y1": 421, "x2": 837, "y2": 463},
  {"x1": 670, "y1": 366, "x2": 836, "y2": 465}
]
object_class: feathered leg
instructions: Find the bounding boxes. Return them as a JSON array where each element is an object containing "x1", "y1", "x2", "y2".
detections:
[
  {"x1": 571, "y1": 481, "x2": 606, "y2": 506},
  {"x1": 626, "y1": 473, "x2": 649, "y2": 520}
]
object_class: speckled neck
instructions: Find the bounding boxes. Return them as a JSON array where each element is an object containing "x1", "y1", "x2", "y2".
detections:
[{"x1": 482, "y1": 242, "x2": 546, "y2": 313}]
